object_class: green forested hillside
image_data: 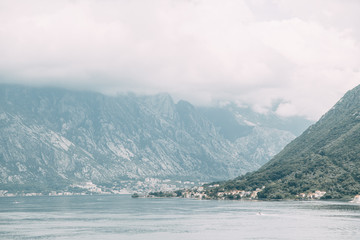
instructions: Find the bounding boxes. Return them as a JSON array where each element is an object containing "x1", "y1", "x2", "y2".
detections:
[{"x1": 212, "y1": 85, "x2": 360, "y2": 200}]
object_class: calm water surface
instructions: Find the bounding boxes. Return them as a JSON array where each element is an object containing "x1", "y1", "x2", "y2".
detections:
[{"x1": 0, "y1": 195, "x2": 360, "y2": 239}]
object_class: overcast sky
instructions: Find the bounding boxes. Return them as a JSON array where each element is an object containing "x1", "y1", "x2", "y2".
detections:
[{"x1": 0, "y1": 0, "x2": 359, "y2": 120}]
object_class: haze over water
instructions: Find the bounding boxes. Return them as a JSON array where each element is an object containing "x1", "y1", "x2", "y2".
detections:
[{"x1": 1, "y1": 195, "x2": 360, "y2": 239}]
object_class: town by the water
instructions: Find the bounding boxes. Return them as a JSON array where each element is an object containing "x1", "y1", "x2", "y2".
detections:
[
  {"x1": 133, "y1": 185, "x2": 334, "y2": 201},
  {"x1": 0, "y1": 178, "x2": 204, "y2": 197},
  {"x1": 2, "y1": 178, "x2": 360, "y2": 203}
]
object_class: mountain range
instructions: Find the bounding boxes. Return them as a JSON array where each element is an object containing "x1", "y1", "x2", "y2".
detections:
[{"x1": 0, "y1": 84, "x2": 311, "y2": 193}]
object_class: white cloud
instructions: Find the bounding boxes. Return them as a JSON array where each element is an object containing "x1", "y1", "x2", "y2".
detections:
[{"x1": 0, "y1": 0, "x2": 359, "y2": 120}]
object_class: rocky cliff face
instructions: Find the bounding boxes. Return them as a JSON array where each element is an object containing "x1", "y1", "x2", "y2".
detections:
[{"x1": 0, "y1": 84, "x2": 309, "y2": 191}]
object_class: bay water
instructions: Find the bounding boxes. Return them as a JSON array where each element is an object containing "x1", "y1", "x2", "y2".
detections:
[{"x1": 1, "y1": 195, "x2": 360, "y2": 239}]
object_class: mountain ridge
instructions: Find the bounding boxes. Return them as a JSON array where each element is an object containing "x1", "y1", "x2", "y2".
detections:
[
  {"x1": 0, "y1": 84, "x2": 311, "y2": 193},
  {"x1": 206, "y1": 84, "x2": 360, "y2": 200}
]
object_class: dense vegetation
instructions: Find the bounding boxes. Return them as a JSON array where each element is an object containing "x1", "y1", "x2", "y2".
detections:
[{"x1": 210, "y1": 85, "x2": 360, "y2": 200}]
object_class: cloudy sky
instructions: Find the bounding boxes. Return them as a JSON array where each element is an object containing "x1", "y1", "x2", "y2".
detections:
[{"x1": 0, "y1": 0, "x2": 359, "y2": 120}]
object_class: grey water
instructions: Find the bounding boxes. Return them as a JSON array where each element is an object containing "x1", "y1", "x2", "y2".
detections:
[{"x1": 0, "y1": 195, "x2": 360, "y2": 240}]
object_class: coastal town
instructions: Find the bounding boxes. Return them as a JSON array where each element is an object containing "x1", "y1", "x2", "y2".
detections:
[
  {"x1": 0, "y1": 177, "x2": 353, "y2": 203},
  {"x1": 140, "y1": 185, "x2": 332, "y2": 201},
  {"x1": 0, "y1": 178, "x2": 205, "y2": 197},
  {"x1": 179, "y1": 185, "x2": 266, "y2": 200}
]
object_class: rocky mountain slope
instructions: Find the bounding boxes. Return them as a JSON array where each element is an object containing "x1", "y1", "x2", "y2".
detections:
[
  {"x1": 211, "y1": 84, "x2": 360, "y2": 200},
  {"x1": 0, "y1": 84, "x2": 310, "y2": 193}
]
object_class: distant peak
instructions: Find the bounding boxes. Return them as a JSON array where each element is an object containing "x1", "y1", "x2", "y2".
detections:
[{"x1": 154, "y1": 93, "x2": 174, "y2": 104}]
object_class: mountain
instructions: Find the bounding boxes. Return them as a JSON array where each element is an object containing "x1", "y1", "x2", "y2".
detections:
[
  {"x1": 0, "y1": 84, "x2": 310, "y2": 193},
  {"x1": 211, "y1": 84, "x2": 360, "y2": 200}
]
